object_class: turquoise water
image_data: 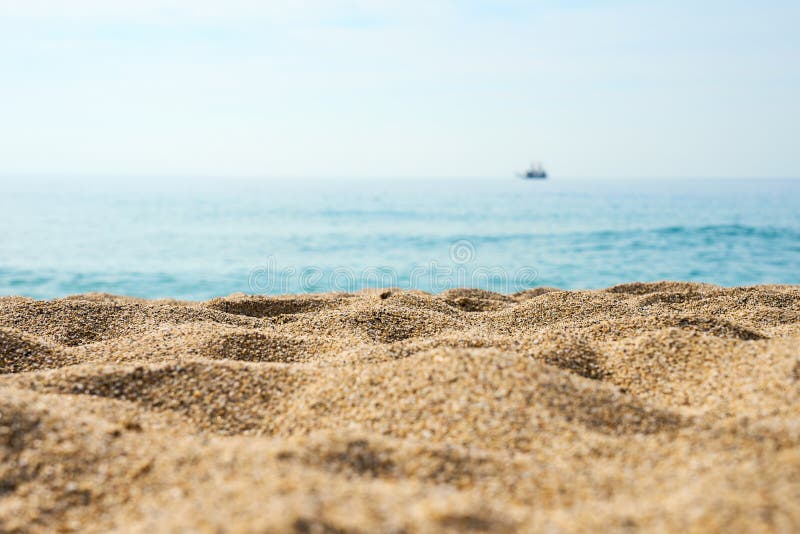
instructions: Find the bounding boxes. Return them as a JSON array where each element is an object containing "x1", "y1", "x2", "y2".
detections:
[{"x1": 2, "y1": 177, "x2": 799, "y2": 300}]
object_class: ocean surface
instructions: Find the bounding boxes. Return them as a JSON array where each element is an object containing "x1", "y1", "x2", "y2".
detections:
[{"x1": 2, "y1": 177, "x2": 799, "y2": 300}]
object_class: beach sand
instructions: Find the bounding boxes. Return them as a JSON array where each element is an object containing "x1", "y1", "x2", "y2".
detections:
[{"x1": 1, "y1": 282, "x2": 799, "y2": 532}]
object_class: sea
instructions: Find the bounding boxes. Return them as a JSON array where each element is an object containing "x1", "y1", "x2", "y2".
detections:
[{"x1": 2, "y1": 176, "x2": 799, "y2": 300}]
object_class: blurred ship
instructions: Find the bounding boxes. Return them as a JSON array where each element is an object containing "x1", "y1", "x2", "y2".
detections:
[{"x1": 519, "y1": 162, "x2": 547, "y2": 179}]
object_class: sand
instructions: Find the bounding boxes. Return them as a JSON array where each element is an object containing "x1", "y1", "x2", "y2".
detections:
[{"x1": 1, "y1": 282, "x2": 799, "y2": 532}]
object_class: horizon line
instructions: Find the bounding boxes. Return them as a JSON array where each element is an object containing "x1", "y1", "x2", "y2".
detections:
[{"x1": 2, "y1": 173, "x2": 799, "y2": 181}]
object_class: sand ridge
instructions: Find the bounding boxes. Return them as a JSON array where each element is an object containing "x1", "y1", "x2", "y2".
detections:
[{"x1": 1, "y1": 283, "x2": 799, "y2": 532}]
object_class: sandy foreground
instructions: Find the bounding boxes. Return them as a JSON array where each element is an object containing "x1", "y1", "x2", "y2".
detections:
[{"x1": 1, "y1": 282, "x2": 799, "y2": 532}]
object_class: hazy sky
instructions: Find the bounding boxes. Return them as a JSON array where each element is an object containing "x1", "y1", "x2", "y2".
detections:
[{"x1": 1, "y1": 0, "x2": 798, "y2": 178}]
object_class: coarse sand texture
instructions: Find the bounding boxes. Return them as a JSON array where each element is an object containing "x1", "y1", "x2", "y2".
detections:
[{"x1": 1, "y1": 283, "x2": 799, "y2": 532}]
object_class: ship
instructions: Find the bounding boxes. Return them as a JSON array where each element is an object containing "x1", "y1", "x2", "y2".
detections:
[{"x1": 519, "y1": 162, "x2": 547, "y2": 179}]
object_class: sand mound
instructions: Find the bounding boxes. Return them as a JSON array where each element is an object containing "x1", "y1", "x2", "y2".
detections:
[
  {"x1": 0, "y1": 298, "x2": 260, "y2": 346},
  {"x1": 1, "y1": 283, "x2": 799, "y2": 532},
  {"x1": 206, "y1": 293, "x2": 352, "y2": 318},
  {"x1": 0, "y1": 327, "x2": 75, "y2": 373},
  {"x1": 441, "y1": 288, "x2": 515, "y2": 312}
]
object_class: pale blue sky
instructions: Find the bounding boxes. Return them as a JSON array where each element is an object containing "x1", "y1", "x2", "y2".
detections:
[{"x1": 1, "y1": 0, "x2": 798, "y2": 178}]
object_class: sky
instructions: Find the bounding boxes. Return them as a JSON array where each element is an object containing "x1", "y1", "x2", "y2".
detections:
[{"x1": 0, "y1": 0, "x2": 798, "y2": 179}]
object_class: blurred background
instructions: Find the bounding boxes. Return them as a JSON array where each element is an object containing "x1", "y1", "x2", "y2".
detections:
[
  {"x1": 2, "y1": 176, "x2": 798, "y2": 299},
  {"x1": 1, "y1": 1, "x2": 798, "y2": 298}
]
